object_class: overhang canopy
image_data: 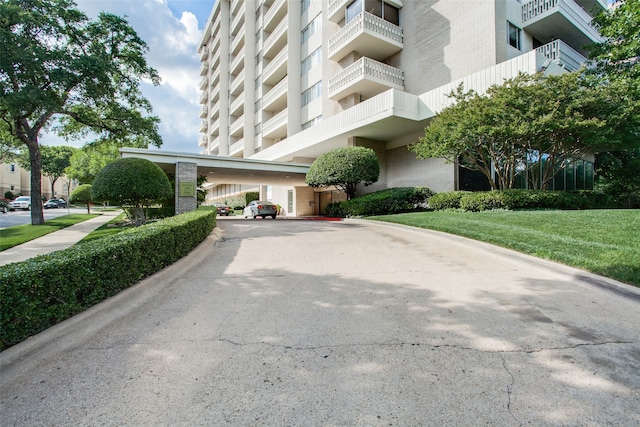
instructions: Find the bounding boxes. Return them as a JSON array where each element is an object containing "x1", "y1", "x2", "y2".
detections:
[{"x1": 120, "y1": 148, "x2": 310, "y2": 186}]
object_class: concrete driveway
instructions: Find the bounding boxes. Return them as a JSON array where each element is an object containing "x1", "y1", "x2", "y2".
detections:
[{"x1": 1, "y1": 218, "x2": 639, "y2": 425}]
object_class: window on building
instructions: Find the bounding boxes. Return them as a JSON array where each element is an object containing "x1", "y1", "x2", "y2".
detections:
[
  {"x1": 288, "y1": 189, "x2": 293, "y2": 213},
  {"x1": 347, "y1": 0, "x2": 399, "y2": 25},
  {"x1": 301, "y1": 0, "x2": 311, "y2": 14},
  {"x1": 301, "y1": 81, "x2": 322, "y2": 107},
  {"x1": 301, "y1": 13, "x2": 321, "y2": 45},
  {"x1": 302, "y1": 115, "x2": 323, "y2": 130},
  {"x1": 508, "y1": 21, "x2": 521, "y2": 50},
  {"x1": 10, "y1": 164, "x2": 15, "y2": 172},
  {"x1": 301, "y1": 47, "x2": 322, "y2": 76}
]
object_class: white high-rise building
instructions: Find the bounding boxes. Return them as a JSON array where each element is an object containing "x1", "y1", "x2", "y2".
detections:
[{"x1": 198, "y1": 0, "x2": 604, "y2": 216}]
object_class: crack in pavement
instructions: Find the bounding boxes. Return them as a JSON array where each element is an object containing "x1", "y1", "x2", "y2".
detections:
[
  {"x1": 500, "y1": 354, "x2": 521, "y2": 425},
  {"x1": 211, "y1": 338, "x2": 634, "y2": 354}
]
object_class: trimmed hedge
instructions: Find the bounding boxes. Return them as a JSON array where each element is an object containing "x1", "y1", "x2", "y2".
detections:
[
  {"x1": 0, "y1": 210, "x2": 216, "y2": 351},
  {"x1": 326, "y1": 187, "x2": 435, "y2": 217},
  {"x1": 214, "y1": 191, "x2": 259, "y2": 210},
  {"x1": 431, "y1": 190, "x2": 616, "y2": 212}
]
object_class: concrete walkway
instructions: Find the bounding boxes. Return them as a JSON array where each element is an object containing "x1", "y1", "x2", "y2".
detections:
[{"x1": 0, "y1": 210, "x2": 122, "y2": 266}]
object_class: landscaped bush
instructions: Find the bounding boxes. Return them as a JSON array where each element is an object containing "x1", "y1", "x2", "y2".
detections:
[
  {"x1": 216, "y1": 191, "x2": 259, "y2": 210},
  {"x1": 0, "y1": 210, "x2": 216, "y2": 351},
  {"x1": 325, "y1": 187, "x2": 434, "y2": 217},
  {"x1": 427, "y1": 191, "x2": 471, "y2": 210},
  {"x1": 431, "y1": 190, "x2": 616, "y2": 212}
]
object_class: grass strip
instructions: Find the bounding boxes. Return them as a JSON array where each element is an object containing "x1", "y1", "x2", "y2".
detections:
[
  {"x1": 0, "y1": 214, "x2": 98, "y2": 251},
  {"x1": 79, "y1": 213, "x2": 130, "y2": 243},
  {"x1": 370, "y1": 209, "x2": 640, "y2": 286}
]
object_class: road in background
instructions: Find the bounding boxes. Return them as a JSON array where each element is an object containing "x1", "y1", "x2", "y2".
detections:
[{"x1": 0, "y1": 207, "x2": 96, "y2": 229}]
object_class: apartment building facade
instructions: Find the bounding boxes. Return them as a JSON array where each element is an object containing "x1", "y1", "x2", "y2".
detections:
[{"x1": 198, "y1": 0, "x2": 604, "y2": 216}]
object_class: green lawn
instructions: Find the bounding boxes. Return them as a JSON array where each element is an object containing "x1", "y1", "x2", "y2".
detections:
[
  {"x1": 79, "y1": 213, "x2": 130, "y2": 243},
  {"x1": 0, "y1": 214, "x2": 98, "y2": 251},
  {"x1": 370, "y1": 210, "x2": 640, "y2": 286}
]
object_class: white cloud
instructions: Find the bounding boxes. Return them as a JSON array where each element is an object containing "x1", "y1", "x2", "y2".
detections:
[{"x1": 40, "y1": 0, "x2": 207, "y2": 153}]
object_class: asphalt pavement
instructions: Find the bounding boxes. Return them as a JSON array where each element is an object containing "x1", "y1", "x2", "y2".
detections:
[{"x1": 1, "y1": 217, "x2": 639, "y2": 425}]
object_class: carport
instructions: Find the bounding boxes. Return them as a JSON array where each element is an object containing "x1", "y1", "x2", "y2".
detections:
[{"x1": 119, "y1": 148, "x2": 310, "y2": 214}]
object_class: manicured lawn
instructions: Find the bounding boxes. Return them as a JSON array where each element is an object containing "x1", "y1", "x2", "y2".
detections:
[
  {"x1": 0, "y1": 214, "x2": 98, "y2": 251},
  {"x1": 79, "y1": 213, "x2": 130, "y2": 243},
  {"x1": 370, "y1": 209, "x2": 640, "y2": 286}
]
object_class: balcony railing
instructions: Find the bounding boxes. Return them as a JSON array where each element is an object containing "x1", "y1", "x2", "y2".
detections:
[
  {"x1": 199, "y1": 106, "x2": 207, "y2": 118},
  {"x1": 199, "y1": 62, "x2": 208, "y2": 76},
  {"x1": 521, "y1": 0, "x2": 601, "y2": 45},
  {"x1": 328, "y1": 57, "x2": 404, "y2": 100},
  {"x1": 536, "y1": 39, "x2": 587, "y2": 72},
  {"x1": 199, "y1": 76, "x2": 208, "y2": 90},
  {"x1": 263, "y1": 108, "x2": 288, "y2": 139},
  {"x1": 263, "y1": 47, "x2": 288, "y2": 85},
  {"x1": 262, "y1": 76, "x2": 288, "y2": 112},
  {"x1": 199, "y1": 119, "x2": 207, "y2": 133},
  {"x1": 329, "y1": 12, "x2": 403, "y2": 61},
  {"x1": 199, "y1": 92, "x2": 208, "y2": 105}
]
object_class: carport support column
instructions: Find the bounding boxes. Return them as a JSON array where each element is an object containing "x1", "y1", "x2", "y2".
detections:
[{"x1": 175, "y1": 162, "x2": 197, "y2": 215}]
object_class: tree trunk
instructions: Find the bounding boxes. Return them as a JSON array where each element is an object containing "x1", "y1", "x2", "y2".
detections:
[{"x1": 27, "y1": 138, "x2": 45, "y2": 225}]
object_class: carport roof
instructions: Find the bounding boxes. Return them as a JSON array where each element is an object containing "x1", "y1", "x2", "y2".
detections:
[{"x1": 119, "y1": 148, "x2": 310, "y2": 186}]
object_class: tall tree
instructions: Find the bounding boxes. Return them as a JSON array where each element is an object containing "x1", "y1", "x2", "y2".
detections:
[{"x1": 0, "y1": 0, "x2": 161, "y2": 225}]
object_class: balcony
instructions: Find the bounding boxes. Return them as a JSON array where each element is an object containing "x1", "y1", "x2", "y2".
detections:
[
  {"x1": 263, "y1": 47, "x2": 288, "y2": 86},
  {"x1": 328, "y1": 57, "x2": 404, "y2": 100},
  {"x1": 199, "y1": 92, "x2": 208, "y2": 105},
  {"x1": 264, "y1": 0, "x2": 287, "y2": 32},
  {"x1": 328, "y1": 0, "x2": 403, "y2": 23},
  {"x1": 199, "y1": 119, "x2": 208, "y2": 133},
  {"x1": 200, "y1": 61, "x2": 208, "y2": 76},
  {"x1": 211, "y1": 48, "x2": 221, "y2": 68},
  {"x1": 231, "y1": 4, "x2": 245, "y2": 35},
  {"x1": 210, "y1": 137, "x2": 220, "y2": 154},
  {"x1": 262, "y1": 76, "x2": 288, "y2": 112},
  {"x1": 199, "y1": 106, "x2": 207, "y2": 119},
  {"x1": 521, "y1": 0, "x2": 602, "y2": 54},
  {"x1": 199, "y1": 76, "x2": 208, "y2": 90},
  {"x1": 536, "y1": 39, "x2": 588, "y2": 72},
  {"x1": 263, "y1": 108, "x2": 288, "y2": 139},
  {"x1": 263, "y1": 18, "x2": 287, "y2": 60},
  {"x1": 329, "y1": 12, "x2": 403, "y2": 62},
  {"x1": 210, "y1": 118, "x2": 220, "y2": 137},
  {"x1": 230, "y1": 48, "x2": 245, "y2": 76},
  {"x1": 231, "y1": 27, "x2": 245, "y2": 56},
  {"x1": 230, "y1": 93, "x2": 245, "y2": 117},
  {"x1": 230, "y1": 114, "x2": 245, "y2": 137},
  {"x1": 211, "y1": 85, "x2": 220, "y2": 103},
  {"x1": 198, "y1": 136, "x2": 207, "y2": 147},
  {"x1": 230, "y1": 68, "x2": 245, "y2": 96},
  {"x1": 209, "y1": 102, "x2": 219, "y2": 121},
  {"x1": 229, "y1": 138, "x2": 244, "y2": 158}
]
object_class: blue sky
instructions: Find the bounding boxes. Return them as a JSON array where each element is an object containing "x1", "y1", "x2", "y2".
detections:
[{"x1": 41, "y1": 0, "x2": 217, "y2": 154}]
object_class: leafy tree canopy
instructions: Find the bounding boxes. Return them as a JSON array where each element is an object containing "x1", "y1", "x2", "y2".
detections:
[
  {"x1": 91, "y1": 157, "x2": 172, "y2": 225},
  {"x1": 0, "y1": 0, "x2": 161, "y2": 224},
  {"x1": 16, "y1": 145, "x2": 76, "y2": 195},
  {"x1": 305, "y1": 146, "x2": 380, "y2": 200},
  {"x1": 66, "y1": 143, "x2": 119, "y2": 184},
  {"x1": 410, "y1": 72, "x2": 637, "y2": 190},
  {"x1": 70, "y1": 183, "x2": 92, "y2": 213},
  {"x1": 588, "y1": 0, "x2": 640, "y2": 84}
]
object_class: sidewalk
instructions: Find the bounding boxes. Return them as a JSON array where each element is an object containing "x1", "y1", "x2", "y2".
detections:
[{"x1": 0, "y1": 210, "x2": 122, "y2": 266}]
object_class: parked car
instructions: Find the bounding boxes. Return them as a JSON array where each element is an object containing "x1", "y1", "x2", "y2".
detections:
[
  {"x1": 9, "y1": 196, "x2": 31, "y2": 211},
  {"x1": 44, "y1": 198, "x2": 67, "y2": 209},
  {"x1": 214, "y1": 202, "x2": 230, "y2": 216},
  {"x1": 0, "y1": 198, "x2": 8, "y2": 213},
  {"x1": 243, "y1": 200, "x2": 278, "y2": 219}
]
